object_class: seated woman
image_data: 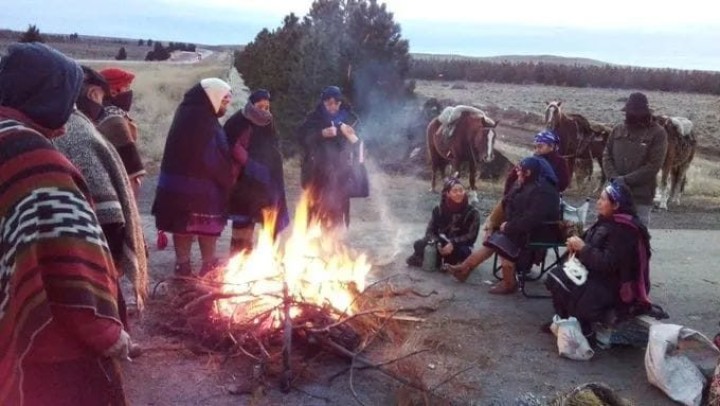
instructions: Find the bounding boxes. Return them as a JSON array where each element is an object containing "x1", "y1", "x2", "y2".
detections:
[
  {"x1": 406, "y1": 177, "x2": 481, "y2": 269},
  {"x1": 447, "y1": 157, "x2": 561, "y2": 293},
  {"x1": 483, "y1": 130, "x2": 569, "y2": 241},
  {"x1": 545, "y1": 180, "x2": 652, "y2": 335}
]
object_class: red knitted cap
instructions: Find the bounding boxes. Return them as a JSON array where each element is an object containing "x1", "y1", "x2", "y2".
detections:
[{"x1": 99, "y1": 67, "x2": 135, "y2": 92}]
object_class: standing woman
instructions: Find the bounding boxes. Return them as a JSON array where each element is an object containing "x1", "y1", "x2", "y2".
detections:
[
  {"x1": 296, "y1": 86, "x2": 360, "y2": 231},
  {"x1": 224, "y1": 89, "x2": 289, "y2": 255},
  {"x1": 97, "y1": 67, "x2": 146, "y2": 200},
  {"x1": 153, "y1": 78, "x2": 245, "y2": 277}
]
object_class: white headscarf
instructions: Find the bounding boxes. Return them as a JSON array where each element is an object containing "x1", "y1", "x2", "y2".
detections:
[{"x1": 200, "y1": 78, "x2": 231, "y2": 114}]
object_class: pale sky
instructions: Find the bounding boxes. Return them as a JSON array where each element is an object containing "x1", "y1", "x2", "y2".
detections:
[{"x1": 2, "y1": 0, "x2": 719, "y2": 70}]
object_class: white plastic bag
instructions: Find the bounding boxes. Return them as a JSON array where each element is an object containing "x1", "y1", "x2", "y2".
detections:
[
  {"x1": 563, "y1": 254, "x2": 588, "y2": 286},
  {"x1": 645, "y1": 323, "x2": 719, "y2": 406},
  {"x1": 551, "y1": 315, "x2": 595, "y2": 361}
]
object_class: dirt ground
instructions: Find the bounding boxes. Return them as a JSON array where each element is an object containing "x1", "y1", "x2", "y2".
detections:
[{"x1": 124, "y1": 140, "x2": 720, "y2": 405}]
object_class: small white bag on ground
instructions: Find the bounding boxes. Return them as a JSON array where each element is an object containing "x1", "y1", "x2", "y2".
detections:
[
  {"x1": 645, "y1": 323, "x2": 720, "y2": 406},
  {"x1": 551, "y1": 315, "x2": 595, "y2": 361}
]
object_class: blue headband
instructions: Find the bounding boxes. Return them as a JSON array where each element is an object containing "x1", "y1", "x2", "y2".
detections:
[
  {"x1": 604, "y1": 181, "x2": 624, "y2": 205},
  {"x1": 442, "y1": 176, "x2": 462, "y2": 193},
  {"x1": 534, "y1": 130, "x2": 559, "y2": 145}
]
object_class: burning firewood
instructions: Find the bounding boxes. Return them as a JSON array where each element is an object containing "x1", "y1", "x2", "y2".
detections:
[{"x1": 151, "y1": 193, "x2": 465, "y2": 403}]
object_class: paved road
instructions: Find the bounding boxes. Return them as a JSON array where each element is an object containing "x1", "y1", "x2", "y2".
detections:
[{"x1": 132, "y1": 167, "x2": 719, "y2": 405}]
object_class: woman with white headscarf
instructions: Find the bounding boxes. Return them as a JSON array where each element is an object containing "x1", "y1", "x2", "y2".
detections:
[{"x1": 153, "y1": 78, "x2": 246, "y2": 277}]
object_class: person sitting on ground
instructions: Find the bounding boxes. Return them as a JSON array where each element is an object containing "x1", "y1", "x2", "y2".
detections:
[
  {"x1": 224, "y1": 89, "x2": 289, "y2": 255},
  {"x1": 447, "y1": 156, "x2": 561, "y2": 293},
  {"x1": 406, "y1": 177, "x2": 481, "y2": 269},
  {"x1": 483, "y1": 130, "x2": 569, "y2": 242},
  {"x1": 545, "y1": 179, "x2": 653, "y2": 336}
]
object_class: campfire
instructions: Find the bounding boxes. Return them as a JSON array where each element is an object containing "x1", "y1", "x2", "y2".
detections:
[
  {"x1": 215, "y1": 193, "x2": 370, "y2": 330},
  {"x1": 153, "y1": 193, "x2": 469, "y2": 401}
]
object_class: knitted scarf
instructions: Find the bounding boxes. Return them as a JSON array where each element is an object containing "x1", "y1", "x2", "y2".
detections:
[
  {"x1": 53, "y1": 111, "x2": 148, "y2": 307},
  {"x1": 242, "y1": 101, "x2": 272, "y2": 127}
]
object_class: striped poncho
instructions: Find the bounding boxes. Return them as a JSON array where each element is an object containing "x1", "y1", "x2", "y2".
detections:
[{"x1": 0, "y1": 112, "x2": 123, "y2": 405}]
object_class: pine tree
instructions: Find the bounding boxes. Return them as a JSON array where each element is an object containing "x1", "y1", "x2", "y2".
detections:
[
  {"x1": 115, "y1": 47, "x2": 128, "y2": 60},
  {"x1": 19, "y1": 24, "x2": 44, "y2": 43},
  {"x1": 138, "y1": 39, "x2": 145, "y2": 46},
  {"x1": 235, "y1": 0, "x2": 413, "y2": 149}
]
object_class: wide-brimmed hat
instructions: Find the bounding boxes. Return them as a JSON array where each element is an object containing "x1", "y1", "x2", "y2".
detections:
[{"x1": 621, "y1": 92, "x2": 651, "y2": 114}]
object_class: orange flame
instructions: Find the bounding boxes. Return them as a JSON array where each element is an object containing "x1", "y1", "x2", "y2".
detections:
[{"x1": 216, "y1": 192, "x2": 370, "y2": 324}]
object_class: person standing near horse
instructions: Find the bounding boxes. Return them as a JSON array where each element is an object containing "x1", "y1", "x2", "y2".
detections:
[
  {"x1": 406, "y1": 177, "x2": 481, "y2": 268},
  {"x1": 153, "y1": 78, "x2": 243, "y2": 277},
  {"x1": 603, "y1": 92, "x2": 668, "y2": 227},
  {"x1": 96, "y1": 67, "x2": 146, "y2": 201},
  {"x1": 0, "y1": 42, "x2": 130, "y2": 405},
  {"x1": 224, "y1": 89, "x2": 289, "y2": 255},
  {"x1": 296, "y1": 86, "x2": 360, "y2": 231}
]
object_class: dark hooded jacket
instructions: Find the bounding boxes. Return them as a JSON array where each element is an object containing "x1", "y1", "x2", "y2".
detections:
[
  {"x1": 502, "y1": 169, "x2": 561, "y2": 248},
  {"x1": 224, "y1": 105, "x2": 289, "y2": 235},
  {"x1": 546, "y1": 213, "x2": 652, "y2": 325},
  {"x1": 152, "y1": 83, "x2": 237, "y2": 235},
  {"x1": 503, "y1": 151, "x2": 570, "y2": 195},
  {"x1": 296, "y1": 103, "x2": 359, "y2": 225}
]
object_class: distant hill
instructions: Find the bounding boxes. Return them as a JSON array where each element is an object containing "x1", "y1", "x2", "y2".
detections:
[{"x1": 411, "y1": 53, "x2": 612, "y2": 67}]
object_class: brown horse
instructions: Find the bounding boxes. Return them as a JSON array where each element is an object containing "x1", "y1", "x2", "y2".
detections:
[
  {"x1": 544, "y1": 101, "x2": 592, "y2": 182},
  {"x1": 575, "y1": 122, "x2": 612, "y2": 191},
  {"x1": 426, "y1": 110, "x2": 498, "y2": 192},
  {"x1": 653, "y1": 115, "x2": 697, "y2": 210}
]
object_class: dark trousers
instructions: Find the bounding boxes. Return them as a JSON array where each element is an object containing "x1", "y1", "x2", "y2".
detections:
[
  {"x1": 545, "y1": 267, "x2": 616, "y2": 334},
  {"x1": 412, "y1": 238, "x2": 472, "y2": 266}
]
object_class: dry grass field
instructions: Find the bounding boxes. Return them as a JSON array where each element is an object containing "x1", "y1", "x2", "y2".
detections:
[
  {"x1": 414, "y1": 79, "x2": 720, "y2": 203},
  {"x1": 415, "y1": 79, "x2": 720, "y2": 156}
]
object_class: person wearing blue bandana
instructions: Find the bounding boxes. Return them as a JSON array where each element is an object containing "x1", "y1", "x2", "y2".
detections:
[
  {"x1": 296, "y1": 86, "x2": 360, "y2": 230},
  {"x1": 448, "y1": 156, "x2": 561, "y2": 292},
  {"x1": 545, "y1": 179, "x2": 655, "y2": 337}
]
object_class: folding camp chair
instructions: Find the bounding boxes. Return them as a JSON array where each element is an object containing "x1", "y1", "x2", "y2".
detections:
[{"x1": 492, "y1": 198, "x2": 590, "y2": 298}]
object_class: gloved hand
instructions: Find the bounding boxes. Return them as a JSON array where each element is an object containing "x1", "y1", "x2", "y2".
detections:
[
  {"x1": 103, "y1": 329, "x2": 131, "y2": 360},
  {"x1": 232, "y1": 141, "x2": 248, "y2": 165}
]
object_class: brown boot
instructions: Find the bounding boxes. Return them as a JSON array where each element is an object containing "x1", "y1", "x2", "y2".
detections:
[{"x1": 489, "y1": 261, "x2": 517, "y2": 294}]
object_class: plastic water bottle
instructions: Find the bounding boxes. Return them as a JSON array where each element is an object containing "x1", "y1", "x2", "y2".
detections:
[{"x1": 422, "y1": 240, "x2": 438, "y2": 272}]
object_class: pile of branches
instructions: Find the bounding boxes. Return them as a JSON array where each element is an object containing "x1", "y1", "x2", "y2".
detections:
[{"x1": 151, "y1": 274, "x2": 456, "y2": 402}]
